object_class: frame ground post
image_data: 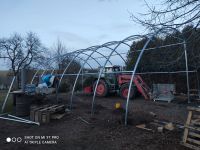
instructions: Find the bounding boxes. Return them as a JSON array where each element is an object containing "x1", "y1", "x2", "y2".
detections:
[
  {"x1": 184, "y1": 41, "x2": 190, "y2": 103},
  {"x1": 1, "y1": 76, "x2": 16, "y2": 113},
  {"x1": 125, "y1": 36, "x2": 153, "y2": 126}
]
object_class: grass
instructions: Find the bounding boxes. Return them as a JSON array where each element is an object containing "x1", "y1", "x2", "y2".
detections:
[{"x1": 0, "y1": 90, "x2": 13, "y2": 113}]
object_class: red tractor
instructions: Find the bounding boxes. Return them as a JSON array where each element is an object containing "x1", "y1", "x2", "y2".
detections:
[{"x1": 84, "y1": 65, "x2": 151, "y2": 99}]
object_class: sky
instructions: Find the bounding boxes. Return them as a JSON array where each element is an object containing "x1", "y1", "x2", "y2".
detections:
[{"x1": 0, "y1": 0, "x2": 150, "y2": 69}]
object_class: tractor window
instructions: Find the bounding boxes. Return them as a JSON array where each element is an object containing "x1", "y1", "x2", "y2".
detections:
[
  {"x1": 113, "y1": 67, "x2": 120, "y2": 72},
  {"x1": 105, "y1": 67, "x2": 112, "y2": 73}
]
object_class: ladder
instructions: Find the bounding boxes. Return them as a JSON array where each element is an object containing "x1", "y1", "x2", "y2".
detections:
[
  {"x1": 133, "y1": 75, "x2": 151, "y2": 100},
  {"x1": 182, "y1": 106, "x2": 200, "y2": 150}
]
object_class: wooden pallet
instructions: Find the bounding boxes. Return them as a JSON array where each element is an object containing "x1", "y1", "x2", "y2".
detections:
[
  {"x1": 30, "y1": 104, "x2": 66, "y2": 124},
  {"x1": 182, "y1": 106, "x2": 200, "y2": 150}
]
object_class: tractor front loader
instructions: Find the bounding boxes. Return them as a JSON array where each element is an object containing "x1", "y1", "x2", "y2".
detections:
[{"x1": 84, "y1": 65, "x2": 151, "y2": 100}]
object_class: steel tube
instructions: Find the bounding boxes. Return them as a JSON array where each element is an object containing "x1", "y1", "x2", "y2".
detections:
[
  {"x1": 1, "y1": 76, "x2": 16, "y2": 113},
  {"x1": 91, "y1": 35, "x2": 147, "y2": 114},
  {"x1": 70, "y1": 47, "x2": 101, "y2": 109},
  {"x1": 8, "y1": 114, "x2": 40, "y2": 125},
  {"x1": 184, "y1": 41, "x2": 190, "y2": 103},
  {"x1": 0, "y1": 116, "x2": 40, "y2": 125},
  {"x1": 125, "y1": 36, "x2": 153, "y2": 125},
  {"x1": 42, "y1": 70, "x2": 197, "y2": 77}
]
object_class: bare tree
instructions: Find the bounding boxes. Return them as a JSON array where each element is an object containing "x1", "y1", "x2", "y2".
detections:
[
  {"x1": 52, "y1": 39, "x2": 67, "y2": 70},
  {"x1": 0, "y1": 32, "x2": 43, "y2": 76},
  {"x1": 131, "y1": 0, "x2": 200, "y2": 31}
]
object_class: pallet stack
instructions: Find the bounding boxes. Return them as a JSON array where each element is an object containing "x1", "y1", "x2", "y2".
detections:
[
  {"x1": 182, "y1": 106, "x2": 200, "y2": 150},
  {"x1": 30, "y1": 104, "x2": 66, "y2": 124}
]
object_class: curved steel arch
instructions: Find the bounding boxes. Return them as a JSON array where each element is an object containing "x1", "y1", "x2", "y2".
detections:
[
  {"x1": 31, "y1": 49, "x2": 100, "y2": 86},
  {"x1": 30, "y1": 63, "x2": 50, "y2": 84},
  {"x1": 30, "y1": 34, "x2": 146, "y2": 85},
  {"x1": 102, "y1": 41, "x2": 131, "y2": 64},
  {"x1": 91, "y1": 35, "x2": 145, "y2": 114},
  {"x1": 31, "y1": 70, "x2": 40, "y2": 84},
  {"x1": 124, "y1": 36, "x2": 154, "y2": 125},
  {"x1": 124, "y1": 28, "x2": 185, "y2": 125},
  {"x1": 79, "y1": 49, "x2": 112, "y2": 65},
  {"x1": 58, "y1": 43, "x2": 115, "y2": 87},
  {"x1": 30, "y1": 55, "x2": 62, "y2": 84},
  {"x1": 103, "y1": 45, "x2": 126, "y2": 63},
  {"x1": 58, "y1": 48, "x2": 104, "y2": 88},
  {"x1": 91, "y1": 35, "x2": 147, "y2": 114},
  {"x1": 51, "y1": 55, "x2": 95, "y2": 75},
  {"x1": 78, "y1": 51, "x2": 101, "y2": 67},
  {"x1": 30, "y1": 30, "x2": 186, "y2": 126},
  {"x1": 69, "y1": 36, "x2": 142, "y2": 110},
  {"x1": 69, "y1": 46, "x2": 104, "y2": 109},
  {"x1": 58, "y1": 41, "x2": 116, "y2": 87}
]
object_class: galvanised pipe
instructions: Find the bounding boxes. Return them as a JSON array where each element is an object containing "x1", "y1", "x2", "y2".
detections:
[
  {"x1": 69, "y1": 46, "x2": 102, "y2": 109},
  {"x1": 124, "y1": 36, "x2": 153, "y2": 125},
  {"x1": 91, "y1": 35, "x2": 144, "y2": 115},
  {"x1": 1, "y1": 76, "x2": 16, "y2": 113}
]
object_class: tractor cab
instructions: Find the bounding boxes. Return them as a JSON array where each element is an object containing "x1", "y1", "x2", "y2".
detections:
[
  {"x1": 100, "y1": 65, "x2": 121, "y2": 78},
  {"x1": 104, "y1": 65, "x2": 122, "y2": 73},
  {"x1": 99, "y1": 65, "x2": 122, "y2": 93},
  {"x1": 103, "y1": 65, "x2": 121, "y2": 73},
  {"x1": 101, "y1": 65, "x2": 122, "y2": 80}
]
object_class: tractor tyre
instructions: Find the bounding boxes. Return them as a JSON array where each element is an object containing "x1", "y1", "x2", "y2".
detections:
[
  {"x1": 93, "y1": 79, "x2": 108, "y2": 97},
  {"x1": 120, "y1": 83, "x2": 136, "y2": 99}
]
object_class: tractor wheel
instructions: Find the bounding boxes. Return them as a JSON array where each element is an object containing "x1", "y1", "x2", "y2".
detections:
[
  {"x1": 120, "y1": 83, "x2": 136, "y2": 99},
  {"x1": 93, "y1": 79, "x2": 108, "y2": 97}
]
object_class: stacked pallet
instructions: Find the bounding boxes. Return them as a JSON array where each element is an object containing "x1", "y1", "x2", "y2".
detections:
[
  {"x1": 30, "y1": 104, "x2": 66, "y2": 124},
  {"x1": 182, "y1": 106, "x2": 200, "y2": 150}
]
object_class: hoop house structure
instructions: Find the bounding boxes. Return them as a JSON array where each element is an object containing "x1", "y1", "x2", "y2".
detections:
[{"x1": 1, "y1": 28, "x2": 197, "y2": 125}]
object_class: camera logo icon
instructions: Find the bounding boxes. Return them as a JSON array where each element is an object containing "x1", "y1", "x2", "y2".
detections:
[{"x1": 6, "y1": 137, "x2": 22, "y2": 143}]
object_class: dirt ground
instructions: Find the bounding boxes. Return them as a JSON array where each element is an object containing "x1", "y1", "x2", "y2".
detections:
[{"x1": 0, "y1": 93, "x2": 197, "y2": 150}]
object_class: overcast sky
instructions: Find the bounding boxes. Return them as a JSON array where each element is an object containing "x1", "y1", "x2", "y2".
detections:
[{"x1": 0, "y1": 0, "x2": 152, "y2": 69}]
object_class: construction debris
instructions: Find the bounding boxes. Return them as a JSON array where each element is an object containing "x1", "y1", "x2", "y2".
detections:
[
  {"x1": 154, "y1": 119, "x2": 184, "y2": 129},
  {"x1": 77, "y1": 117, "x2": 90, "y2": 125},
  {"x1": 51, "y1": 113, "x2": 66, "y2": 120},
  {"x1": 149, "y1": 112, "x2": 157, "y2": 117},
  {"x1": 30, "y1": 104, "x2": 66, "y2": 124},
  {"x1": 164, "y1": 122, "x2": 175, "y2": 131},
  {"x1": 182, "y1": 106, "x2": 200, "y2": 150},
  {"x1": 157, "y1": 126, "x2": 164, "y2": 133},
  {"x1": 135, "y1": 124, "x2": 153, "y2": 131}
]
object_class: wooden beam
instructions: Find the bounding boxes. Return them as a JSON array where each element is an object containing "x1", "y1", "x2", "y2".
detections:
[{"x1": 183, "y1": 111, "x2": 193, "y2": 143}]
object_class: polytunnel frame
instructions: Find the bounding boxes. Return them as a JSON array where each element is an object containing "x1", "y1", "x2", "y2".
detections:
[
  {"x1": 123, "y1": 28, "x2": 189, "y2": 125},
  {"x1": 31, "y1": 54, "x2": 96, "y2": 86},
  {"x1": 31, "y1": 51, "x2": 102, "y2": 85},
  {"x1": 31, "y1": 39, "x2": 134, "y2": 89},
  {"x1": 69, "y1": 38, "x2": 136, "y2": 109},
  {"x1": 1, "y1": 52, "x2": 95, "y2": 113},
  {"x1": 91, "y1": 35, "x2": 145, "y2": 114},
  {"x1": 73, "y1": 28, "x2": 189, "y2": 126},
  {"x1": 57, "y1": 47, "x2": 114, "y2": 89},
  {"x1": 0, "y1": 28, "x2": 192, "y2": 126}
]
